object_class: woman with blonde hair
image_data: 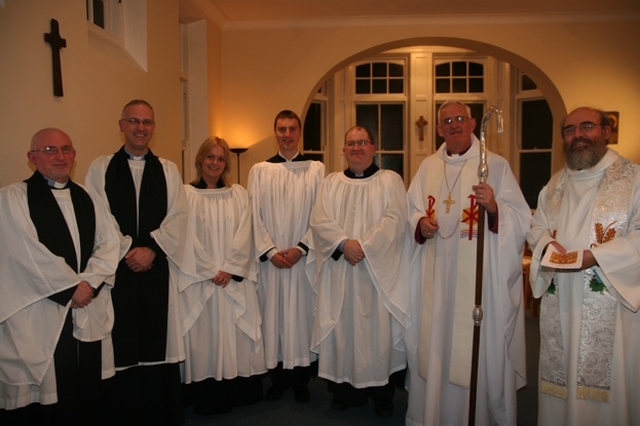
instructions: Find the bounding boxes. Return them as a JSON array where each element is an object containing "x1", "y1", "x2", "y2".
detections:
[{"x1": 178, "y1": 137, "x2": 266, "y2": 414}]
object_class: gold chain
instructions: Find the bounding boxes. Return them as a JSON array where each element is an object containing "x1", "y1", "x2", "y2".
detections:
[{"x1": 442, "y1": 160, "x2": 466, "y2": 213}]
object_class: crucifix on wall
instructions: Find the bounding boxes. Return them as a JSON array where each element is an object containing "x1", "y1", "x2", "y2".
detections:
[
  {"x1": 44, "y1": 18, "x2": 67, "y2": 97},
  {"x1": 415, "y1": 115, "x2": 428, "y2": 141}
]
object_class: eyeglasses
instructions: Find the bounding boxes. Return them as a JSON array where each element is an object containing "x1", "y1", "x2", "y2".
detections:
[
  {"x1": 121, "y1": 117, "x2": 155, "y2": 127},
  {"x1": 30, "y1": 146, "x2": 75, "y2": 155},
  {"x1": 345, "y1": 140, "x2": 371, "y2": 148},
  {"x1": 561, "y1": 121, "x2": 602, "y2": 137},
  {"x1": 440, "y1": 116, "x2": 469, "y2": 126}
]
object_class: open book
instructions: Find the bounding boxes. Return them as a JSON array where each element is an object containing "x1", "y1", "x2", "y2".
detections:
[{"x1": 541, "y1": 245, "x2": 583, "y2": 269}]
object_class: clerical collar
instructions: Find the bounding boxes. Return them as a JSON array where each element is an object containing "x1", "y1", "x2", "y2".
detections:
[
  {"x1": 44, "y1": 176, "x2": 68, "y2": 189},
  {"x1": 445, "y1": 143, "x2": 472, "y2": 157},
  {"x1": 267, "y1": 152, "x2": 308, "y2": 163},
  {"x1": 124, "y1": 148, "x2": 149, "y2": 161},
  {"x1": 278, "y1": 151, "x2": 300, "y2": 162},
  {"x1": 344, "y1": 163, "x2": 380, "y2": 179}
]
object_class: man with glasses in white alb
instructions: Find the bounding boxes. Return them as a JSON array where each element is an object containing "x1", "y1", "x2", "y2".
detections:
[
  {"x1": 527, "y1": 106, "x2": 640, "y2": 426},
  {"x1": 0, "y1": 128, "x2": 122, "y2": 425},
  {"x1": 307, "y1": 125, "x2": 410, "y2": 417},
  {"x1": 405, "y1": 100, "x2": 531, "y2": 426}
]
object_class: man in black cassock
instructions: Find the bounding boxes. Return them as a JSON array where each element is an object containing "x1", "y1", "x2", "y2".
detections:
[
  {"x1": 0, "y1": 128, "x2": 121, "y2": 425},
  {"x1": 85, "y1": 100, "x2": 189, "y2": 425}
]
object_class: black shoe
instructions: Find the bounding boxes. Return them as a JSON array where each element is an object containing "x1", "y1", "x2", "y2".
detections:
[
  {"x1": 265, "y1": 385, "x2": 286, "y2": 402},
  {"x1": 374, "y1": 400, "x2": 394, "y2": 417},
  {"x1": 293, "y1": 387, "x2": 310, "y2": 403}
]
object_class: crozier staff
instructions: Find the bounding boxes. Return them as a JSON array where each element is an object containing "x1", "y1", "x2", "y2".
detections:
[{"x1": 405, "y1": 100, "x2": 531, "y2": 426}]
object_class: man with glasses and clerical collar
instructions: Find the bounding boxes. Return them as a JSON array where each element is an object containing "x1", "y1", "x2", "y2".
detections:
[
  {"x1": 405, "y1": 100, "x2": 531, "y2": 426},
  {"x1": 307, "y1": 125, "x2": 410, "y2": 417},
  {"x1": 0, "y1": 128, "x2": 122, "y2": 426},
  {"x1": 85, "y1": 100, "x2": 189, "y2": 425},
  {"x1": 527, "y1": 106, "x2": 640, "y2": 425}
]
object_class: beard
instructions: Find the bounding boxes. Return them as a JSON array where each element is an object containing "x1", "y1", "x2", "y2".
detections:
[{"x1": 564, "y1": 137, "x2": 607, "y2": 170}]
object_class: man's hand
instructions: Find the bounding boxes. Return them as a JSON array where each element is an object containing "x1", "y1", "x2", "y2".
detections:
[
  {"x1": 472, "y1": 182, "x2": 497, "y2": 214},
  {"x1": 419, "y1": 216, "x2": 439, "y2": 239},
  {"x1": 546, "y1": 241, "x2": 598, "y2": 271},
  {"x1": 547, "y1": 240, "x2": 566, "y2": 254},
  {"x1": 70, "y1": 281, "x2": 93, "y2": 309},
  {"x1": 581, "y1": 249, "x2": 598, "y2": 270},
  {"x1": 125, "y1": 246, "x2": 156, "y2": 273},
  {"x1": 211, "y1": 271, "x2": 232, "y2": 288},
  {"x1": 270, "y1": 248, "x2": 302, "y2": 269},
  {"x1": 343, "y1": 239, "x2": 365, "y2": 266}
]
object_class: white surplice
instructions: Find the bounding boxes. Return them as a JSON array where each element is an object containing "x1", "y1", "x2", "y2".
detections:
[
  {"x1": 406, "y1": 138, "x2": 531, "y2": 426},
  {"x1": 527, "y1": 149, "x2": 640, "y2": 426},
  {"x1": 306, "y1": 170, "x2": 411, "y2": 387},
  {"x1": 176, "y1": 184, "x2": 266, "y2": 382},
  {"x1": 248, "y1": 160, "x2": 325, "y2": 369},
  {"x1": 0, "y1": 182, "x2": 122, "y2": 409}
]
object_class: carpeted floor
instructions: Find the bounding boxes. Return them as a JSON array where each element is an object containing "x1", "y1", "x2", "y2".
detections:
[{"x1": 183, "y1": 312, "x2": 540, "y2": 426}]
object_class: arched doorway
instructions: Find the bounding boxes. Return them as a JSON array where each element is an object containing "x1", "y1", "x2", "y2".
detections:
[{"x1": 301, "y1": 39, "x2": 566, "y2": 208}]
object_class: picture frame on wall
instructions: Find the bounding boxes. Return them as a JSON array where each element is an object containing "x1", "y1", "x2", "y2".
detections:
[{"x1": 607, "y1": 111, "x2": 619, "y2": 144}]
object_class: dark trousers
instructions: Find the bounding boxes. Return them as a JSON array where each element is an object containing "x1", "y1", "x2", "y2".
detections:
[
  {"x1": 269, "y1": 361, "x2": 318, "y2": 391},
  {"x1": 100, "y1": 363, "x2": 184, "y2": 426},
  {"x1": 328, "y1": 368, "x2": 405, "y2": 405},
  {"x1": 0, "y1": 311, "x2": 101, "y2": 426},
  {"x1": 184, "y1": 375, "x2": 264, "y2": 415}
]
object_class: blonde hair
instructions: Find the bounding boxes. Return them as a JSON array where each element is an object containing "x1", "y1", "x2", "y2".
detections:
[{"x1": 192, "y1": 137, "x2": 232, "y2": 187}]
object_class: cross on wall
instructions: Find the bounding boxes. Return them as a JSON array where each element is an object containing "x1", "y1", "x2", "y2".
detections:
[{"x1": 44, "y1": 18, "x2": 66, "y2": 97}]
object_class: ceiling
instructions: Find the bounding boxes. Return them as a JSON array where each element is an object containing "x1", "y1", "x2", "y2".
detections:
[{"x1": 203, "y1": 0, "x2": 639, "y2": 26}]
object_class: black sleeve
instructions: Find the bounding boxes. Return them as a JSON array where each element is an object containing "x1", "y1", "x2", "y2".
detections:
[{"x1": 48, "y1": 285, "x2": 77, "y2": 306}]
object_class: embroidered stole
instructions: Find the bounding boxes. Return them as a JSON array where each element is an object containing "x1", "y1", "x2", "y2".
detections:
[
  {"x1": 540, "y1": 156, "x2": 635, "y2": 401},
  {"x1": 418, "y1": 155, "x2": 482, "y2": 388}
]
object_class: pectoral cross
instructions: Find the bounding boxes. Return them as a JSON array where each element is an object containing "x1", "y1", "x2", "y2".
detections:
[
  {"x1": 44, "y1": 19, "x2": 66, "y2": 97},
  {"x1": 443, "y1": 193, "x2": 455, "y2": 213},
  {"x1": 415, "y1": 116, "x2": 428, "y2": 141}
]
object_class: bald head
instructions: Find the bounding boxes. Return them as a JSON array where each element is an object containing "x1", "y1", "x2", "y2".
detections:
[
  {"x1": 561, "y1": 107, "x2": 611, "y2": 170},
  {"x1": 27, "y1": 128, "x2": 76, "y2": 183}
]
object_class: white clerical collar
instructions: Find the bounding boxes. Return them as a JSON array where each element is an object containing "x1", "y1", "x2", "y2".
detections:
[
  {"x1": 45, "y1": 176, "x2": 68, "y2": 189},
  {"x1": 125, "y1": 148, "x2": 149, "y2": 161},
  {"x1": 445, "y1": 143, "x2": 472, "y2": 158},
  {"x1": 278, "y1": 151, "x2": 299, "y2": 162}
]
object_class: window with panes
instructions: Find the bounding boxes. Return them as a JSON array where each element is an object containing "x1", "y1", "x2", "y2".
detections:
[
  {"x1": 303, "y1": 86, "x2": 327, "y2": 163},
  {"x1": 517, "y1": 72, "x2": 552, "y2": 208},
  {"x1": 353, "y1": 61, "x2": 406, "y2": 178},
  {"x1": 433, "y1": 60, "x2": 486, "y2": 150},
  {"x1": 86, "y1": 0, "x2": 121, "y2": 37}
]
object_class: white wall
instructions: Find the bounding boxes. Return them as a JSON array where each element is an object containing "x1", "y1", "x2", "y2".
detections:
[
  {"x1": 1, "y1": 2, "x2": 638, "y2": 188},
  {"x1": 0, "y1": 0, "x2": 183, "y2": 186},
  {"x1": 217, "y1": 15, "x2": 640, "y2": 184}
]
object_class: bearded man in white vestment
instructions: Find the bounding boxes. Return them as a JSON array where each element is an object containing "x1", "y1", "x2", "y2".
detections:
[
  {"x1": 248, "y1": 110, "x2": 325, "y2": 403},
  {"x1": 0, "y1": 128, "x2": 122, "y2": 425},
  {"x1": 307, "y1": 125, "x2": 411, "y2": 418},
  {"x1": 405, "y1": 101, "x2": 531, "y2": 426},
  {"x1": 174, "y1": 137, "x2": 266, "y2": 415},
  {"x1": 527, "y1": 107, "x2": 640, "y2": 426}
]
